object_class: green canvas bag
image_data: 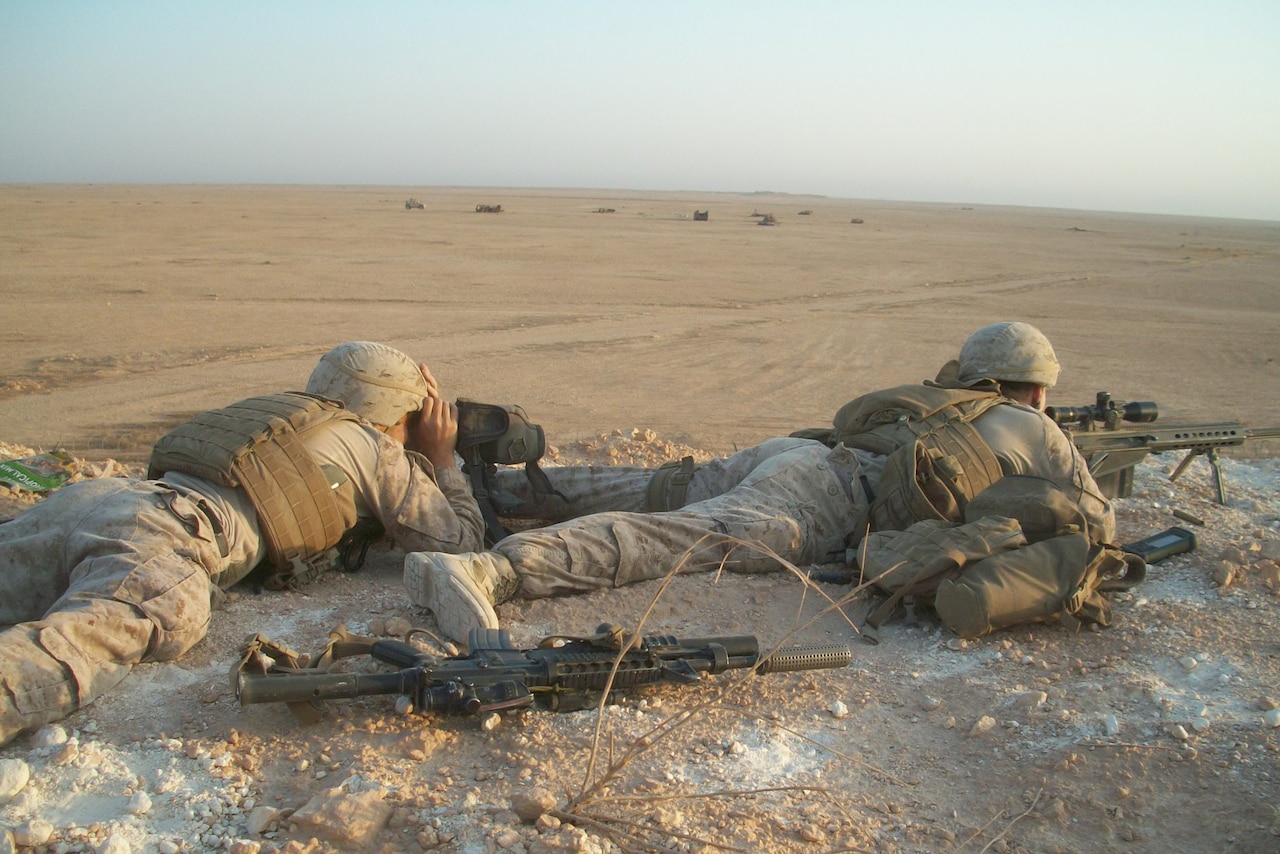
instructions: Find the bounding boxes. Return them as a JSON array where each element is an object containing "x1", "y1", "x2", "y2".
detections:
[{"x1": 859, "y1": 476, "x2": 1145, "y2": 641}]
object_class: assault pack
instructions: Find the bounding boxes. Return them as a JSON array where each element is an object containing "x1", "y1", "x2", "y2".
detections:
[{"x1": 856, "y1": 476, "x2": 1146, "y2": 641}]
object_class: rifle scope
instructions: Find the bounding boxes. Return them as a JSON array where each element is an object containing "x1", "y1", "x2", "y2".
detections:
[{"x1": 1046, "y1": 391, "x2": 1158, "y2": 428}]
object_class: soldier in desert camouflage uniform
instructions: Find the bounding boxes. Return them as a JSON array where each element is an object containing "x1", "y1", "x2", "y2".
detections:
[
  {"x1": 407, "y1": 322, "x2": 1116, "y2": 643},
  {"x1": 0, "y1": 341, "x2": 485, "y2": 746}
]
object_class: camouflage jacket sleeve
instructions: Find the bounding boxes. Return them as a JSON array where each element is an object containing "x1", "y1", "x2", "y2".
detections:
[{"x1": 369, "y1": 432, "x2": 486, "y2": 553}]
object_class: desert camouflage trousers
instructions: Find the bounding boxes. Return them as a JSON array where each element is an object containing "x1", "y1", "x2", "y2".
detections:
[
  {"x1": 492, "y1": 439, "x2": 871, "y2": 599},
  {"x1": 0, "y1": 479, "x2": 226, "y2": 746},
  {"x1": 492, "y1": 437, "x2": 822, "y2": 520}
]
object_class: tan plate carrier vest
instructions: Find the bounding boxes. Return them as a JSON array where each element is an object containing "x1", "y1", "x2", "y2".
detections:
[
  {"x1": 828, "y1": 383, "x2": 1009, "y2": 531},
  {"x1": 148, "y1": 393, "x2": 361, "y2": 589}
]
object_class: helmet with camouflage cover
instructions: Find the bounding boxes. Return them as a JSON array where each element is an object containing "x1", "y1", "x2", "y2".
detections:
[
  {"x1": 305, "y1": 341, "x2": 428, "y2": 427},
  {"x1": 957, "y1": 322, "x2": 1060, "y2": 388}
]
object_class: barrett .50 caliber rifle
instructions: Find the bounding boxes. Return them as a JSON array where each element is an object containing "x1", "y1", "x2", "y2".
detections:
[
  {"x1": 234, "y1": 624, "x2": 852, "y2": 719},
  {"x1": 1048, "y1": 391, "x2": 1280, "y2": 505}
]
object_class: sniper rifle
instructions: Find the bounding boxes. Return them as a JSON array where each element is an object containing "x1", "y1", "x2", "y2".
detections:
[
  {"x1": 234, "y1": 624, "x2": 852, "y2": 719},
  {"x1": 1048, "y1": 391, "x2": 1280, "y2": 505}
]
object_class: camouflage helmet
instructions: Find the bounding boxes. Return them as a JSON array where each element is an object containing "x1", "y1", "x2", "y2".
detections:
[
  {"x1": 957, "y1": 322, "x2": 1060, "y2": 388},
  {"x1": 306, "y1": 341, "x2": 428, "y2": 427}
]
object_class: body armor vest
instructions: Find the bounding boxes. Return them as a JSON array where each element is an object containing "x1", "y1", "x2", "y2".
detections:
[
  {"x1": 828, "y1": 383, "x2": 1010, "y2": 531},
  {"x1": 148, "y1": 393, "x2": 361, "y2": 588}
]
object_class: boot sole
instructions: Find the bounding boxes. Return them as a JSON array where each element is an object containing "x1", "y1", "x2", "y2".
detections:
[{"x1": 403, "y1": 553, "x2": 499, "y2": 643}]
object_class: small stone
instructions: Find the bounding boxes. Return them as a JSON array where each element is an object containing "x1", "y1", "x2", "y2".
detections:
[
  {"x1": 512, "y1": 789, "x2": 557, "y2": 822},
  {"x1": 384, "y1": 616, "x2": 412, "y2": 637},
  {"x1": 1171, "y1": 724, "x2": 1190, "y2": 741},
  {"x1": 1009, "y1": 691, "x2": 1047, "y2": 712},
  {"x1": 829, "y1": 700, "x2": 849, "y2": 719},
  {"x1": 54, "y1": 740, "x2": 80, "y2": 765},
  {"x1": 292, "y1": 786, "x2": 393, "y2": 848},
  {"x1": 947, "y1": 638, "x2": 968, "y2": 651},
  {"x1": 799, "y1": 824, "x2": 827, "y2": 843},
  {"x1": 480, "y1": 713, "x2": 501, "y2": 731},
  {"x1": 0, "y1": 758, "x2": 30, "y2": 803},
  {"x1": 1104, "y1": 715, "x2": 1120, "y2": 737},
  {"x1": 919, "y1": 695, "x2": 942, "y2": 712},
  {"x1": 394, "y1": 695, "x2": 414, "y2": 715},
  {"x1": 127, "y1": 790, "x2": 153, "y2": 815},
  {"x1": 98, "y1": 832, "x2": 132, "y2": 854},
  {"x1": 1191, "y1": 717, "x2": 1211, "y2": 733},
  {"x1": 14, "y1": 819, "x2": 54, "y2": 847},
  {"x1": 32, "y1": 725, "x2": 69, "y2": 748},
  {"x1": 969, "y1": 716, "x2": 998, "y2": 738},
  {"x1": 245, "y1": 805, "x2": 279, "y2": 835},
  {"x1": 1259, "y1": 697, "x2": 1280, "y2": 711},
  {"x1": 495, "y1": 828, "x2": 522, "y2": 849},
  {"x1": 1264, "y1": 709, "x2": 1280, "y2": 728},
  {"x1": 1179, "y1": 656, "x2": 1198, "y2": 672}
]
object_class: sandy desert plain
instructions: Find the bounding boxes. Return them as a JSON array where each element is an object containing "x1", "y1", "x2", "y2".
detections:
[{"x1": 1, "y1": 185, "x2": 1280, "y2": 853}]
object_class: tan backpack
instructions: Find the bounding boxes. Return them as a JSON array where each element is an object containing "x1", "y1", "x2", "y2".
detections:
[{"x1": 859, "y1": 476, "x2": 1145, "y2": 642}]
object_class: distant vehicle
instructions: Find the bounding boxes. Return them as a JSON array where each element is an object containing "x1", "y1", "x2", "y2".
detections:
[
  {"x1": 693, "y1": 210, "x2": 709, "y2": 221},
  {"x1": 405, "y1": 198, "x2": 424, "y2": 210},
  {"x1": 476, "y1": 204, "x2": 503, "y2": 213}
]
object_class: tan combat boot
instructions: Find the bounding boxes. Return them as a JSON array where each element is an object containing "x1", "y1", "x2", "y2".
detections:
[{"x1": 403, "y1": 551, "x2": 519, "y2": 644}]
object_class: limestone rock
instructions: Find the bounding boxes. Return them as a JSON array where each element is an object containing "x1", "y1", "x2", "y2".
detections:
[
  {"x1": 512, "y1": 788, "x2": 558, "y2": 822},
  {"x1": 291, "y1": 786, "x2": 393, "y2": 848},
  {"x1": 0, "y1": 758, "x2": 30, "y2": 803}
]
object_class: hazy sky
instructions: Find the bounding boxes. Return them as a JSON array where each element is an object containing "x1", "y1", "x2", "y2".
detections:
[{"x1": 3, "y1": 2, "x2": 1278, "y2": 220}]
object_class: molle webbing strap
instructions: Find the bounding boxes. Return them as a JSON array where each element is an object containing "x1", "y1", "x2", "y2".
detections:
[{"x1": 149, "y1": 393, "x2": 360, "y2": 588}]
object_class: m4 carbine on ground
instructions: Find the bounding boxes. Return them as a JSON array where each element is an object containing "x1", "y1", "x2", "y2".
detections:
[
  {"x1": 1048, "y1": 392, "x2": 1280, "y2": 505},
  {"x1": 234, "y1": 624, "x2": 852, "y2": 719}
]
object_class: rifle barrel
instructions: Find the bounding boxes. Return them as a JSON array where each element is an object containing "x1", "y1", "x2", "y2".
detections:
[{"x1": 1071, "y1": 422, "x2": 1273, "y2": 453}]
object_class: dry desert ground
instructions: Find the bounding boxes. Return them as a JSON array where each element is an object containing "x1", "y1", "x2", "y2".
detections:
[{"x1": 1, "y1": 186, "x2": 1280, "y2": 853}]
